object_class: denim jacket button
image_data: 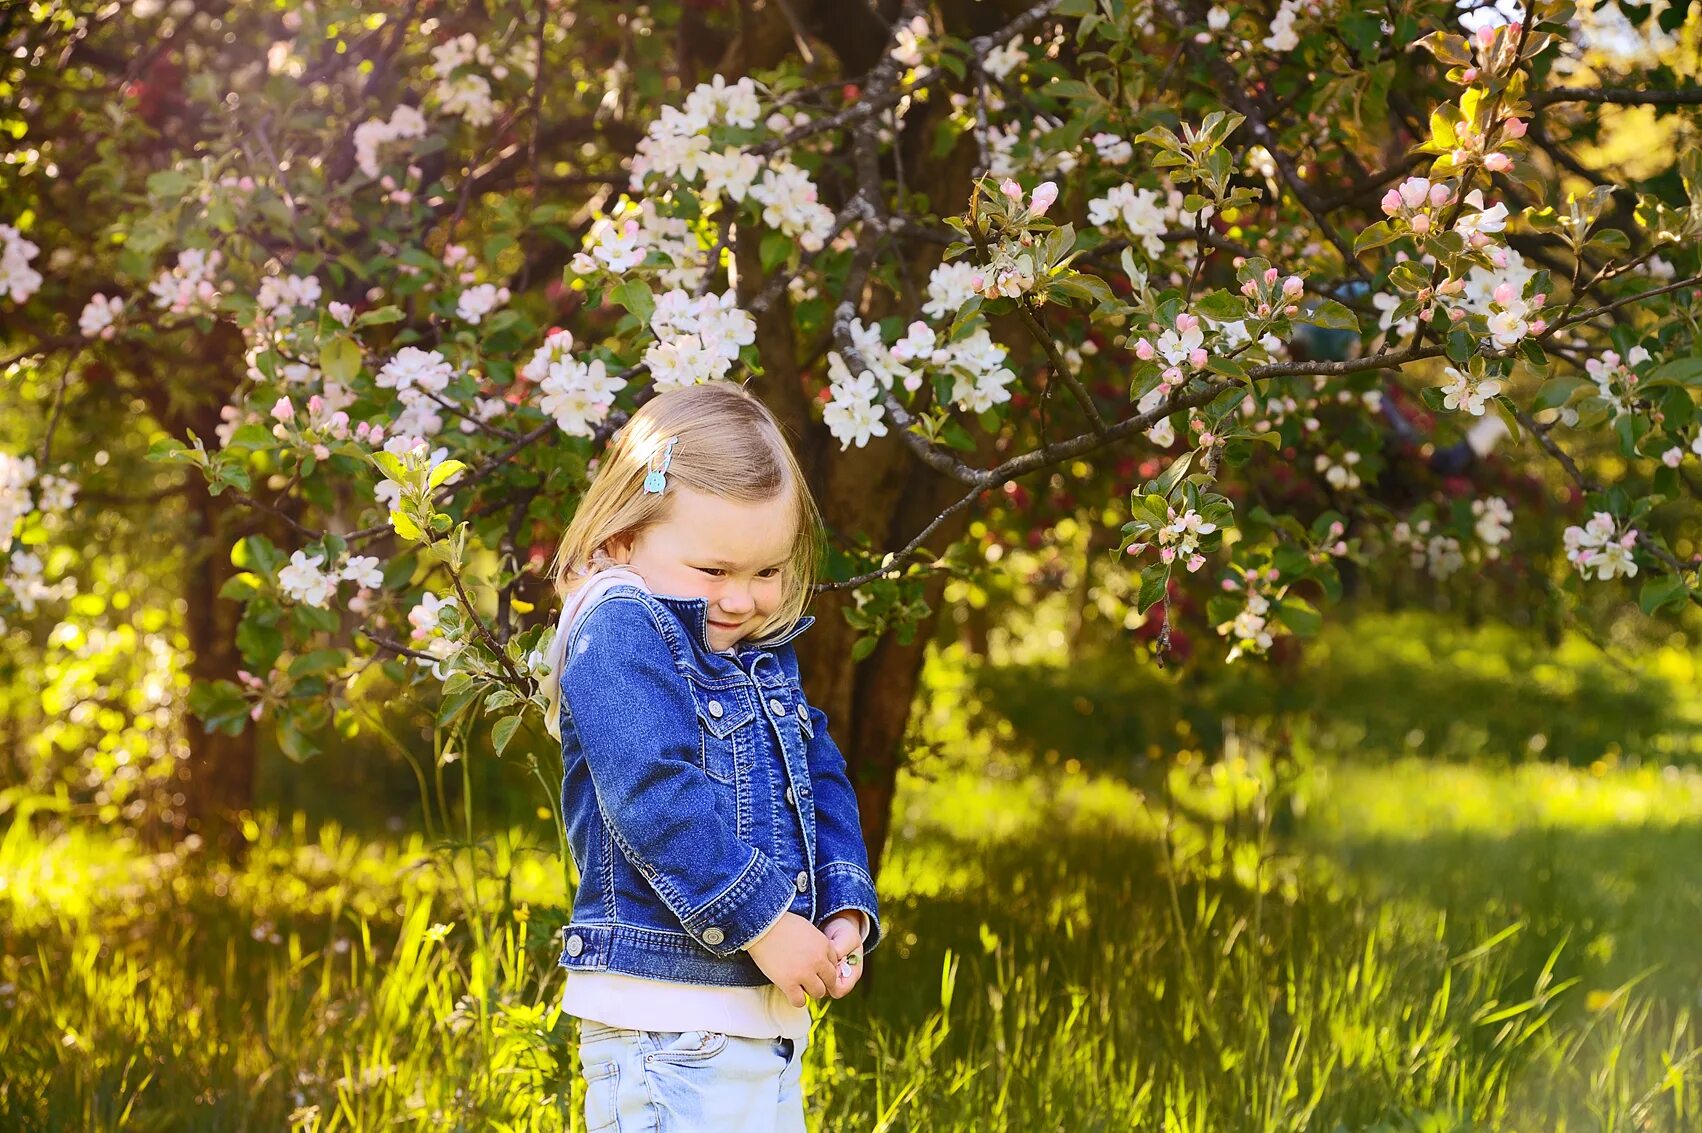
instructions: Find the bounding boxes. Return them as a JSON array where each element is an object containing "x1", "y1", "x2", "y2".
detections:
[
  {"x1": 708, "y1": 699, "x2": 724, "y2": 718},
  {"x1": 768, "y1": 697, "x2": 786, "y2": 717},
  {"x1": 565, "y1": 933, "x2": 584, "y2": 957},
  {"x1": 703, "y1": 926, "x2": 725, "y2": 946},
  {"x1": 795, "y1": 870, "x2": 809, "y2": 893},
  {"x1": 785, "y1": 786, "x2": 795, "y2": 806}
]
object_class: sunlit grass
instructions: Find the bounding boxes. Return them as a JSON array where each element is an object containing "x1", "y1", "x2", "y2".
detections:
[{"x1": 5, "y1": 611, "x2": 1702, "y2": 1129}]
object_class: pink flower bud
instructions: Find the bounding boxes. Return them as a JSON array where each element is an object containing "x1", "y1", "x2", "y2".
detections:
[
  {"x1": 271, "y1": 397, "x2": 295, "y2": 423},
  {"x1": 1284, "y1": 304, "x2": 1299, "y2": 317},
  {"x1": 369, "y1": 426, "x2": 385, "y2": 444},
  {"x1": 1530, "y1": 293, "x2": 1545, "y2": 306},
  {"x1": 1490, "y1": 248, "x2": 1509, "y2": 268},
  {"x1": 1483, "y1": 152, "x2": 1512, "y2": 173},
  {"x1": 1187, "y1": 554, "x2": 1206, "y2": 572},
  {"x1": 1160, "y1": 546, "x2": 1177, "y2": 563},
  {"x1": 1135, "y1": 339, "x2": 1156, "y2": 360},
  {"x1": 1329, "y1": 521, "x2": 1344, "y2": 537},
  {"x1": 1283, "y1": 275, "x2": 1304, "y2": 297},
  {"x1": 1503, "y1": 118, "x2": 1527, "y2": 139},
  {"x1": 1242, "y1": 279, "x2": 1259, "y2": 297},
  {"x1": 1222, "y1": 578, "x2": 1238, "y2": 591},
  {"x1": 1029, "y1": 181, "x2": 1058, "y2": 216},
  {"x1": 1333, "y1": 541, "x2": 1348, "y2": 555},
  {"x1": 1476, "y1": 23, "x2": 1495, "y2": 46},
  {"x1": 1493, "y1": 282, "x2": 1516, "y2": 306},
  {"x1": 1264, "y1": 267, "x2": 1280, "y2": 284},
  {"x1": 1163, "y1": 366, "x2": 1183, "y2": 386},
  {"x1": 1448, "y1": 307, "x2": 1466, "y2": 322},
  {"x1": 313, "y1": 444, "x2": 331, "y2": 460},
  {"x1": 1177, "y1": 313, "x2": 1200, "y2": 333},
  {"x1": 1381, "y1": 188, "x2": 1403, "y2": 216},
  {"x1": 1189, "y1": 347, "x2": 1209, "y2": 369},
  {"x1": 1440, "y1": 277, "x2": 1465, "y2": 295},
  {"x1": 1528, "y1": 318, "x2": 1547, "y2": 335},
  {"x1": 1469, "y1": 231, "x2": 1490, "y2": 249},
  {"x1": 1429, "y1": 183, "x2": 1452, "y2": 208},
  {"x1": 1000, "y1": 178, "x2": 1023, "y2": 202},
  {"x1": 308, "y1": 394, "x2": 324, "y2": 413},
  {"x1": 1410, "y1": 213, "x2": 1431, "y2": 235}
]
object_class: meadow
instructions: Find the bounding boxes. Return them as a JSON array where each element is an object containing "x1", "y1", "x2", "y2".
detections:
[{"x1": 2, "y1": 612, "x2": 1700, "y2": 1131}]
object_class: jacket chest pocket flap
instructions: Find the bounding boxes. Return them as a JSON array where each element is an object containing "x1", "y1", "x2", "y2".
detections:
[{"x1": 689, "y1": 685, "x2": 755, "y2": 784}]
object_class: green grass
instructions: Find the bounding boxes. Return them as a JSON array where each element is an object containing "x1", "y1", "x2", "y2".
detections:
[{"x1": 4, "y1": 614, "x2": 1702, "y2": 1130}]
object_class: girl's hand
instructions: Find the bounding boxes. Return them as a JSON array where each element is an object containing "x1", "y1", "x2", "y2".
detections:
[{"x1": 821, "y1": 912, "x2": 865, "y2": 998}]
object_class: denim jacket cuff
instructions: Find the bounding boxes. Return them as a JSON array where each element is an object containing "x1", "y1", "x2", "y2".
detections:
[
  {"x1": 814, "y1": 861, "x2": 882, "y2": 953},
  {"x1": 679, "y1": 847, "x2": 797, "y2": 957}
]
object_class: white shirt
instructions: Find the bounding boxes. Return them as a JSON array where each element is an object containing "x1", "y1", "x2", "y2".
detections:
[{"x1": 561, "y1": 910, "x2": 869, "y2": 1040}]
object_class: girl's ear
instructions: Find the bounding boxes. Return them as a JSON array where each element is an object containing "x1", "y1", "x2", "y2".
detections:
[{"x1": 604, "y1": 533, "x2": 634, "y2": 564}]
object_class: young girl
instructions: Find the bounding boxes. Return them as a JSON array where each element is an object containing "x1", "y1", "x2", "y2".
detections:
[{"x1": 542, "y1": 382, "x2": 882, "y2": 1132}]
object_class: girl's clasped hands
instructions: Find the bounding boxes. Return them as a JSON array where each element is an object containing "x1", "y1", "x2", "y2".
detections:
[{"x1": 746, "y1": 910, "x2": 866, "y2": 1007}]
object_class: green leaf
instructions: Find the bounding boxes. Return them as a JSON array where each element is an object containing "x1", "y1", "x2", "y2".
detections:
[
  {"x1": 1353, "y1": 221, "x2": 1400, "y2": 255},
  {"x1": 851, "y1": 635, "x2": 879, "y2": 662},
  {"x1": 492, "y1": 713, "x2": 524, "y2": 758},
  {"x1": 391, "y1": 510, "x2": 424, "y2": 541},
  {"x1": 612, "y1": 277, "x2": 656, "y2": 325},
  {"x1": 1644, "y1": 355, "x2": 1702, "y2": 388},
  {"x1": 321, "y1": 334, "x2": 364, "y2": 384},
  {"x1": 1275, "y1": 597, "x2": 1322, "y2": 636},
  {"x1": 354, "y1": 305, "x2": 404, "y2": 327},
  {"x1": 1532, "y1": 375, "x2": 1587, "y2": 412},
  {"x1": 1304, "y1": 299, "x2": 1360, "y2": 332},
  {"x1": 427, "y1": 459, "x2": 467, "y2": 491},
  {"x1": 288, "y1": 649, "x2": 346, "y2": 678},
  {"x1": 1205, "y1": 355, "x2": 1249, "y2": 383},
  {"x1": 760, "y1": 230, "x2": 791, "y2": 274},
  {"x1": 1639, "y1": 574, "x2": 1690, "y2": 616},
  {"x1": 1136, "y1": 562, "x2": 1169, "y2": 615},
  {"x1": 1154, "y1": 451, "x2": 1196, "y2": 499}
]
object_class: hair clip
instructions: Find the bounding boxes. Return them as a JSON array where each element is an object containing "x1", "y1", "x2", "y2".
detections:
[{"x1": 643, "y1": 436, "x2": 679, "y2": 494}]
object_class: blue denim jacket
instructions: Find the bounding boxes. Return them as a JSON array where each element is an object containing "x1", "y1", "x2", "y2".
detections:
[{"x1": 555, "y1": 582, "x2": 883, "y2": 987}]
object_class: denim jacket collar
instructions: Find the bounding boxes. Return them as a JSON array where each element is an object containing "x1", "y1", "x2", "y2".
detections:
[{"x1": 648, "y1": 591, "x2": 816, "y2": 655}]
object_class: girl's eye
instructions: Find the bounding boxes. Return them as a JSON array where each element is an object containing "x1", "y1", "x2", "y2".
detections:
[
  {"x1": 759, "y1": 568, "x2": 781, "y2": 578},
  {"x1": 697, "y1": 567, "x2": 725, "y2": 577}
]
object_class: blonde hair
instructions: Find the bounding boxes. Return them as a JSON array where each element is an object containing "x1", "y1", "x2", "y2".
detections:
[{"x1": 548, "y1": 383, "x2": 823, "y2": 644}]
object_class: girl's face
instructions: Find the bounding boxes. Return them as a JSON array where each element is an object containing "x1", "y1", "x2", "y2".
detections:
[{"x1": 607, "y1": 484, "x2": 797, "y2": 652}]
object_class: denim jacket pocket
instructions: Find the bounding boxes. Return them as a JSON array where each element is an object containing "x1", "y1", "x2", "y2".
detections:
[{"x1": 687, "y1": 683, "x2": 755, "y2": 785}]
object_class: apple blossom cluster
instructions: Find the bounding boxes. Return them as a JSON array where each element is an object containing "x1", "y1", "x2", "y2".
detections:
[
  {"x1": 890, "y1": 14, "x2": 931, "y2": 68},
  {"x1": 1086, "y1": 184, "x2": 1211, "y2": 259},
  {"x1": 1314, "y1": 450, "x2": 1363, "y2": 490},
  {"x1": 522, "y1": 329, "x2": 627, "y2": 437},
  {"x1": 1583, "y1": 346, "x2": 1651, "y2": 420},
  {"x1": 1562, "y1": 512, "x2": 1640, "y2": 582},
  {"x1": 1124, "y1": 504, "x2": 1218, "y2": 573},
  {"x1": 1472, "y1": 496, "x2": 1514, "y2": 553},
  {"x1": 79, "y1": 293, "x2": 124, "y2": 339},
  {"x1": 353, "y1": 104, "x2": 429, "y2": 180},
  {"x1": 619, "y1": 75, "x2": 837, "y2": 256},
  {"x1": 430, "y1": 34, "x2": 504, "y2": 127},
  {"x1": 643, "y1": 289, "x2": 758, "y2": 390},
  {"x1": 454, "y1": 282, "x2": 510, "y2": 325},
  {"x1": 1438, "y1": 365, "x2": 1505, "y2": 415},
  {"x1": 148, "y1": 248, "x2": 224, "y2": 317},
  {"x1": 407, "y1": 591, "x2": 462, "y2": 680},
  {"x1": 1391, "y1": 518, "x2": 1467, "y2": 580},
  {"x1": 256, "y1": 271, "x2": 323, "y2": 321},
  {"x1": 277, "y1": 549, "x2": 386, "y2": 608},
  {"x1": 1262, "y1": 0, "x2": 1311, "y2": 51},
  {"x1": 4, "y1": 548, "x2": 76, "y2": 615},
  {"x1": 1, "y1": 222, "x2": 42, "y2": 303},
  {"x1": 821, "y1": 311, "x2": 1017, "y2": 449},
  {"x1": 2, "y1": 452, "x2": 42, "y2": 536},
  {"x1": 1215, "y1": 569, "x2": 1281, "y2": 662}
]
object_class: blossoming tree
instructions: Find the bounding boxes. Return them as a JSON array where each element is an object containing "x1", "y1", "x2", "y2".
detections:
[{"x1": 3, "y1": 0, "x2": 1699, "y2": 860}]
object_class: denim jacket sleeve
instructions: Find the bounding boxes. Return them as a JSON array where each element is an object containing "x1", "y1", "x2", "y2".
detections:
[
  {"x1": 802, "y1": 701, "x2": 884, "y2": 953},
  {"x1": 560, "y1": 595, "x2": 798, "y2": 957}
]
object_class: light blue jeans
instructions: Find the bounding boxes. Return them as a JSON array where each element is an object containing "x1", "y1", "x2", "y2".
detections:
[{"x1": 577, "y1": 1019, "x2": 809, "y2": 1133}]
